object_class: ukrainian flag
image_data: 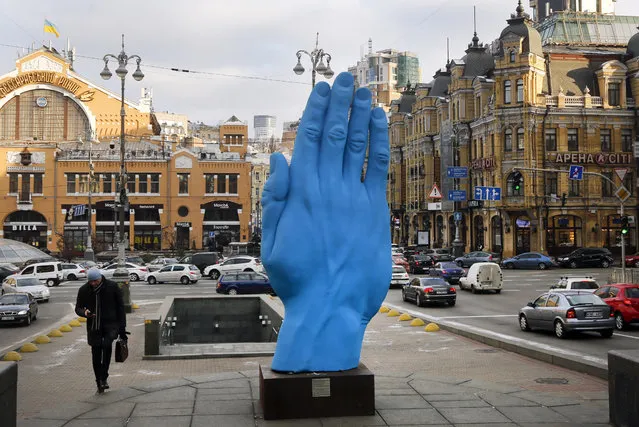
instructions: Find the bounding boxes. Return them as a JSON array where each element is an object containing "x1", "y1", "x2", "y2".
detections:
[{"x1": 44, "y1": 19, "x2": 60, "y2": 38}]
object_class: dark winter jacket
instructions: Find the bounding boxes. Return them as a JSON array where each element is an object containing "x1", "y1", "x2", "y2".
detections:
[{"x1": 75, "y1": 276, "x2": 126, "y2": 347}]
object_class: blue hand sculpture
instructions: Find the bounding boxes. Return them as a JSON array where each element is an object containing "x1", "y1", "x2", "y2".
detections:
[{"x1": 261, "y1": 72, "x2": 391, "y2": 373}]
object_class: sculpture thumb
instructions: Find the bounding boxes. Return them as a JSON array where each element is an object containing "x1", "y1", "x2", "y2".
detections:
[{"x1": 261, "y1": 152, "x2": 290, "y2": 259}]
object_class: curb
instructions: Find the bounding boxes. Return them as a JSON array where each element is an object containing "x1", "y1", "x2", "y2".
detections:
[{"x1": 383, "y1": 303, "x2": 608, "y2": 380}]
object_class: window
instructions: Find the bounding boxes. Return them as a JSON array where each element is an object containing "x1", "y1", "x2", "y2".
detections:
[
  {"x1": 569, "y1": 179, "x2": 580, "y2": 197},
  {"x1": 545, "y1": 129, "x2": 557, "y2": 151},
  {"x1": 33, "y1": 174, "x2": 42, "y2": 194},
  {"x1": 127, "y1": 175, "x2": 136, "y2": 194},
  {"x1": 534, "y1": 294, "x2": 548, "y2": 307},
  {"x1": 517, "y1": 128, "x2": 524, "y2": 151},
  {"x1": 77, "y1": 174, "x2": 88, "y2": 193},
  {"x1": 150, "y1": 174, "x2": 160, "y2": 193},
  {"x1": 608, "y1": 82, "x2": 620, "y2": 107},
  {"x1": 602, "y1": 172, "x2": 613, "y2": 197},
  {"x1": 217, "y1": 174, "x2": 227, "y2": 193},
  {"x1": 510, "y1": 50, "x2": 516, "y2": 62},
  {"x1": 567, "y1": 129, "x2": 578, "y2": 151},
  {"x1": 66, "y1": 174, "x2": 76, "y2": 193},
  {"x1": 546, "y1": 295, "x2": 560, "y2": 307},
  {"x1": 205, "y1": 174, "x2": 215, "y2": 193},
  {"x1": 139, "y1": 174, "x2": 148, "y2": 194},
  {"x1": 600, "y1": 129, "x2": 611, "y2": 152},
  {"x1": 622, "y1": 129, "x2": 633, "y2": 152},
  {"x1": 178, "y1": 174, "x2": 189, "y2": 194},
  {"x1": 9, "y1": 174, "x2": 18, "y2": 193},
  {"x1": 504, "y1": 80, "x2": 511, "y2": 104},
  {"x1": 102, "y1": 174, "x2": 112, "y2": 193},
  {"x1": 504, "y1": 129, "x2": 512, "y2": 151},
  {"x1": 36, "y1": 265, "x2": 54, "y2": 273},
  {"x1": 228, "y1": 174, "x2": 238, "y2": 194},
  {"x1": 516, "y1": 79, "x2": 524, "y2": 103},
  {"x1": 545, "y1": 172, "x2": 558, "y2": 196}
]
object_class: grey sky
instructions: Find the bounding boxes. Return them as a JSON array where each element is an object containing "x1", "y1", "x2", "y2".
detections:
[{"x1": 0, "y1": 0, "x2": 638, "y2": 138}]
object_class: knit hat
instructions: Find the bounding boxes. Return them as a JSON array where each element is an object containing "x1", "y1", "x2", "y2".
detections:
[{"x1": 87, "y1": 267, "x2": 101, "y2": 281}]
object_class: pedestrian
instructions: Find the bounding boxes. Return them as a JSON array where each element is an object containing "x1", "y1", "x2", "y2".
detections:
[{"x1": 75, "y1": 267, "x2": 127, "y2": 393}]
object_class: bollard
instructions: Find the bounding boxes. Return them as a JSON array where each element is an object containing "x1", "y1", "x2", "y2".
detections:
[{"x1": 113, "y1": 269, "x2": 132, "y2": 314}]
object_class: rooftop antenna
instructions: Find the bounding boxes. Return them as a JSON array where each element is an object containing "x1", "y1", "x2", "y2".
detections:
[
  {"x1": 446, "y1": 37, "x2": 450, "y2": 66},
  {"x1": 368, "y1": 37, "x2": 373, "y2": 54},
  {"x1": 474, "y1": 6, "x2": 477, "y2": 36}
]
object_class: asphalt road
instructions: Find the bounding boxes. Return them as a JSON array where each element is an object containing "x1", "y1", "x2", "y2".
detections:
[{"x1": 384, "y1": 267, "x2": 639, "y2": 366}]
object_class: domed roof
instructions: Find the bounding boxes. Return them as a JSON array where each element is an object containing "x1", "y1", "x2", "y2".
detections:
[
  {"x1": 499, "y1": 1, "x2": 543, "y2": 57},
  {"x1": 627, "y1": 28, "x2": 639, "y2": 58},
  {"x1": 463, "y1": 33, "x2": 495, "y2": 77},
  {"x1": 0, "y1": 239, "x2": 52, "y2": 265}
]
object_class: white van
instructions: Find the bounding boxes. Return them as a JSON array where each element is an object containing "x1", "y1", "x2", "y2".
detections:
[
  {"x1": 459, "y1": 262, "x2": 503, "y2": 294},
  {"x1": 15, "y1": 262, "x2": 64, "y2": 287}
]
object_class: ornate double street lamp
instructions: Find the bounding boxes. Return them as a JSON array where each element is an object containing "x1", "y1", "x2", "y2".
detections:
[
  {"x1": 293, "y1": 32, "x2": 334, "y2": 87},
  {"x1": 100, "y1": 34, "x2": 144, "y2": 313}
]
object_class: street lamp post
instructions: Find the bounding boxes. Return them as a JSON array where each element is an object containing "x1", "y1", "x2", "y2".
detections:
[
  {"x1": 101, "y1": 34, "x2": 144, "y2": 313},
  {"x1": 293, "y1": 32, "x2": 334, "y2": 87},
  {"x1": 84, "y1": 137, "x2": 94, "y2": 261}
]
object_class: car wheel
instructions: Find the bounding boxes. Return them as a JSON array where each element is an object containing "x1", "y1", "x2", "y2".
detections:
[
  {"x1": 46, "y1": 279, "x2": 55, "y2": 287},
  {"x1": 569, "y1": 261, "x2": 578, "y2": 269},
  {"x1": 538, "y1": 263, "x2": 547, "y2": 270},
  {"x1": 615, "y1": 312, "x2": 626, "y2": 330},
  {"x1": 33, "y1": 311, "x2": 37, "y2": 320},
  {"x1": 210, "y1": 270, "x2": 220, "y2": 280},
  {"x1": 448, "y1": 300, "x2": 456, "y2": 307},
  {"x1": 601, "y1": 260, "x2": 610, "y2": 268},
  {"x1": 635, "y1": 261, "x2": 639, "y2": 268},
  {"x1": 147, "y1": 276, "x2": 157, "y2": 285},
  {"x1": 129, "y1": 273, "x2": 139, "y2": 282},
  {"x1": 228, "y1": 288, "x2": 238, "y2": 295},
  {"x1": 506, "y1": 263, "x2": 514, "y2": 269},
  {"x1": 68, "y1": 274, "x2": 77, "y2": 281},
  {"x1": 495, "y1": 289, "x2": 501, "y2": 294},
  {"x1": 180, "y1": 276, "x2": 190, "y2": 285},
  {"x1": 456, "y1": 261, "x2": 463, "y2": 267},
  {"x1": 554, "y1": 320, "x2": 567, "y2": 339},
  {"x1": 0, "y1": 290, "x2": 3, "y2": 295},
  {"x1": 600, "y1": 329, "x2": 614, "y2": 338},
  {"x1": 244, "y1": 268, "x2": 254, "y2": 272},
  {"x1": 471, "y1": 285, "x2": 477, "y2": 294},
  {"x1": 519, "y1": 314, "x2": 530, "y2": 331},
  {"x1": 416, "y1": 293, "x2": 422, "y2": 307},
  {"x1": 402, "y1": 290, "x2": 407, "y2": 302},
  {"x1": 24, "y1": 314, "x2": 31, "y2": 326}
]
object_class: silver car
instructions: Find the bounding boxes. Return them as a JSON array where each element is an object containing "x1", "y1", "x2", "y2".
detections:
[
  {"x1": 518, "y1": 291, "x2": 615, "y2": 339},
  {"x1": 146, "y1": 264, "x2": 201, "y2": 285}
]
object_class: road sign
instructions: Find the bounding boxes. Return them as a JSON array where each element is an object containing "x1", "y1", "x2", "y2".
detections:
[
  {"x1": 474, "y1": 186, "x2": 502, "y2": 201},
  {"x1": 615, "y1": 168, "x2": 628, "y2": 181},
  {"x1": 448, "y1": 190, "x2": 467, "y2": 202},
  {"x1": 427, "y1": 202, "x2": 442, "y2": 211},
  {"x1": 428, "y1": 184, "x2": 442, "y2": 199},
  {"x1": 454, "y1": 212, "x2": 462, "y2": 222},
  {"x1": 615, "y1": 186, "x2": 630, "y2": 202},
  {"x1": 467, "y1": 200, "x2": 484, "y2": 209},
  {"x1": 569, "y1": 165, "x2": 583, "y2": 180},
  {"x1": 447, "y1": 166, "x2": 468, "y2": 179}
]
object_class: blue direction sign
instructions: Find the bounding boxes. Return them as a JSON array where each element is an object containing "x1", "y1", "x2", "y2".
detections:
[
  {"x1": 454, "y1": 212, "x2": 462, "y2": 222},
  {"x1": 448, "y1": 190, "x2": 467, "y2": 202},
  {"x1": 569, "y1": 165, "x2": 584, "y2": 180},
  {"x1": 447, "y1": 166, "x2": 469, "y2": 179},
  {"x1": 474, "y1": 186, "x2": 502, "y2": 201}
]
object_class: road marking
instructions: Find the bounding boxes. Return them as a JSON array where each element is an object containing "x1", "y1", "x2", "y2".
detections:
[
  {"x1": 500, "y1": 289, "x2": 520, "y2": 292},
  {"x1": 614, "y1": 333, "x2": 639, "y2": 340},
  {"x1": 438, "y1": 314, "x2": 518, "y2": 319}
]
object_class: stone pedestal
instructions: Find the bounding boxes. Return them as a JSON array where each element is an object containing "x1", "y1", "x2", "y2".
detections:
[
  {"x1": 609, "y1": 350, "x2": 639, "y2": 427},
  {"x1": 259, "y1": 363, "x2": 375, "y2": 420}
]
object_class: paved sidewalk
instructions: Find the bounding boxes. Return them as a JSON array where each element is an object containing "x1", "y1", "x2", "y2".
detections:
[{"x1": 14, "y1": 302, "x2": 611, "y2": 426}]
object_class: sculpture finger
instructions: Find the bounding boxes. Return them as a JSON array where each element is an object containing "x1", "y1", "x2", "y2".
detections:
[
  {"x1": 363, "y1": 107, "x2": 390, "y2": 200},
  {"x1": 261, "y1": 153, "x2": 290, "y2": 260},
  {"x1": 343, "y1": 87, "x2": 372, "y2": 185}
]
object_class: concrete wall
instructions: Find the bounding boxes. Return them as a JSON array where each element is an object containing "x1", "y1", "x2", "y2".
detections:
[{"x1": 0, "y1": 362, "x2": 17, "y2": 427}]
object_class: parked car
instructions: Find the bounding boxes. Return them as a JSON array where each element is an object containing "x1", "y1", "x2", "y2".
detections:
[
  {"x1": 147, "y1": 264, "x2": 201, "y2": 285},
  {"x1": 556, "y1": 248, "x2": 613, "y2": 269},
  {"x1": 0, "y1": 293, "x2": 38, "y2": 326},
  {"x1": 428, "y1": 262, "x2": 465, "y2": 284},
  {"x1": 203, "y1": 256, "x2": 264, "y2": 280},
  {"x1": 2, "y1": 276, "x2": 50, "y2": 302},
  {"x1": 407, "y1": 254, "x2": 434, "y2": 274},
  {"x1": 147, "y1": 257, "x2": 179, "y2": 272},
  {"x1": 422, "y1": 248, "x2": 454, "y2": 263},
  {"x1": 594, "y1": 284, "x2": 639, "y2": 330},
  {"x1": 502, "y1": 252, "x2": 555, "y2": 270},
  {"x1": 402, "y1": 277, "x2": 456, "y2": 307},
  {"x1": 624, "y1": 253, "x2": 639, "y2": 268},
  {"x1": 20, "y1": 257, "x2": 55, "y2": 268},
  {"x1": 390, "y1": 265, "x2": 410, "y2": 288},
  {"x1": 550, "y1": 276, "x2": 599, "y2": 293},
  {"x1": 75, "y1": 260, "x2": 97, "y2": 270},
  {"x1": 0, "y1": 264, "x2": 20, "y2": 281},
  {"x1": 99, "y1": 263, "x2": 148, "y2": 282},
  {"x1": 392, "y1": 255, "x2": 409, "y2": 272},
  {"x1": 518, "y1": 291, "x2": 615, "y2": 339},
  {"x1": 216, "y1": 272, "x2": 274, "y2": 295},
  {"x1": 60, "y1": 263, "x2": 87, "y2": 281},
  {"x1": 459, "y1": 262, "x2": 503, "y2": 294},
  {"x1": 179, "y1": 252, "x2": 221, "y2": 273},
  {"x1": 14, "y1": 262, "x2": 64, "y2": 287},
  {"x1": 112, "y1": 256, "x2": 146, "y2": 266},
  {"x1": 455, "y1": 251, "x2": 500, "y2": 268}
]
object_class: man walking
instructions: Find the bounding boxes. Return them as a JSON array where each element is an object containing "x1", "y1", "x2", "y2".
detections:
[{"x1": 75, "y1": 267, "x2": 127, "y2": 393}]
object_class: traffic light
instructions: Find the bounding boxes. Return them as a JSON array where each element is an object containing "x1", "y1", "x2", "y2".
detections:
[
  {"x1": 621, "y1": 216, "x2": 629, "y2": 235},
  {"x1": 512, "y1": 172, "x2": 523, "y2": 192},
  {"x1": 561, "y1": 193, "x2": 567, "y2": 206}
]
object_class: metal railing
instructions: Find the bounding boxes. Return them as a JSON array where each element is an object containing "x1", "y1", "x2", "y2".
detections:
[{"x1": 609, "y1": 268, "x2": 639, "y2": 285}]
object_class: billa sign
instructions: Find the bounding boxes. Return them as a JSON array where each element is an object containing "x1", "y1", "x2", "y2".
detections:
[{"x1": 550, "y1": 153, "x2": 633, "y2": 165}]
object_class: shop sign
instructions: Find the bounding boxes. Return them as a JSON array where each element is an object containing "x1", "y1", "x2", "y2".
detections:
[
  {"x1": 132, "y1": 204, "x2": 162, "y2": 210},
  {"x1": 470, "y1": 157, "x2": 496, "y2": 170},
  {"x1": 63, "y1": 225, "x2": 88, "y2": 230},
  {"x1": 9, "y1": 224, "x2": 44, "y2": 231},
  {"x1": 550, "y1": 153, "x2": 633, "y2": 165},
  {"x1": 175, "y1": 222, "x2": 191, "y2": 228},
  {"x1": 211, "y1": 224, "x2": 238, "y2": 230},
  {"x1": 0, "y1": 71, "x2": 81, "y2": 97}
]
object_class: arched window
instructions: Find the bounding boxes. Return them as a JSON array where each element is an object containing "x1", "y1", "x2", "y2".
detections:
[
  {"x1": 504, "y1": 80, "x2": 512, "y2": 104},
  {"x1": 507, "y1": 172, "x2": 523, "y2": 196},
  {"x1": 510, "y1": 50, "x2": 517, "y2": 63},
  {"x1": 516, "y1": 79, "x2": 524, "y2": 102},
  {"x1": 517, "y1": 127, "x2": 525, "y2": 151},
  {"x1": 504, "y1": 128, "x2": 513, "y2": 151}
]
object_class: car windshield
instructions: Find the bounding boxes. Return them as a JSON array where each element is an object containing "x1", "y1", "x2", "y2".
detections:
[
  {"x1": 420, "y1": 278, "x2": 447, "y2": 287},
  {"x1": 572, "y1": 281, "x2": 599, "y2": 290},
  {"x1": 439, "y1": 262, "x2": 458, "y2": 269},
  {"x1": 16, "y1": 278, "x2": 42, "y2": 287},
  {"x1": 392, "y1": 266, "x2": 405, "y2": 273},
  {"x1": 0, "y1": 294, "x2": 28, "y2": 305},
  {"x1": 565, "y1": 294, "x2": 602, "y2": 305},
  {"x1": 626, "y1": 288, "x2": 639, "y2": 298}
]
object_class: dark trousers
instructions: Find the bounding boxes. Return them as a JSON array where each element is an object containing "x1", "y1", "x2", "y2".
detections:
[{"x1": 91, "y1": 342, "x2": 113, "y2": 382}]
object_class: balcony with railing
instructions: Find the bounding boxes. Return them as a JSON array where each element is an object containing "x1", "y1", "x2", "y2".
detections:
[{"x1": 537, "y1": 95, "x2": 636, "y2": 109}]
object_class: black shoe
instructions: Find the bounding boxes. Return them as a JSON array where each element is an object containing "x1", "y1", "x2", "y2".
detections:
[
  {"x1": 101, "y1": 379, "x2": 110, "y2": 390},
  {"x1": 96, "y1": 381, "x2": 105, "y2": 394}
]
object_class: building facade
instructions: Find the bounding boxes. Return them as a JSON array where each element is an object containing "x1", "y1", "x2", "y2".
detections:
[
  {"x1": 388, "y1": 2, "x2": 639, "y2": 259},
  {"x1": 0, "y1": 48, "x2": 251, "y2": 255},
  {"x1": 253, "y1": 115, "x2": 277, "y2": 142}
]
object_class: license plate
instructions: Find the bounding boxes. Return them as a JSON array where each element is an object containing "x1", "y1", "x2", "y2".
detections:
[
  {"x1": 436, "y1": 291, "x2": 447, "y2": 294},
  {"x1": 585, "y1": 312, "x2": 603, "y2": 319},
  {"x1": 1, "y1": 316, "x2": 15, "y2": 321}
]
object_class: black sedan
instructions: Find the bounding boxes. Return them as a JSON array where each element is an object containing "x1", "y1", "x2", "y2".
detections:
[
  {"x1": 407, "y1": 255, "x2": 434, "y2": 274},
  {"x1": 0, "y1": 293, "x2": 38, "y2": 326},
  {"x1": 428, "y1": 262, "x2": 465, "y2": 284},
  {"x1": 402, "y1": 277, "x2": 456, "y2": 307}
]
